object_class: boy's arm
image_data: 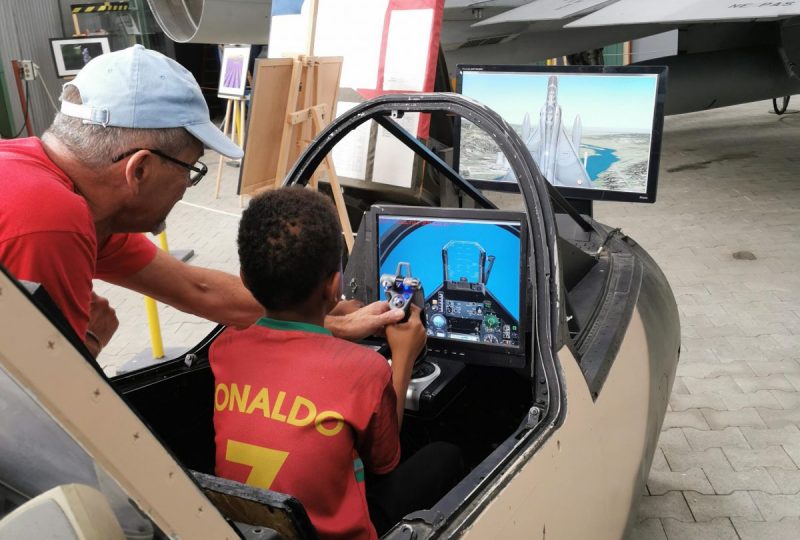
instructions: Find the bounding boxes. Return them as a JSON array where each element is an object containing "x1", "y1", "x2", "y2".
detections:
[
  {"x1": 358, "y1": 382, "x2": 402, "y2": 475},
  {"x1": 384, "y1": 305, "x2": 427, "y2": 429}
]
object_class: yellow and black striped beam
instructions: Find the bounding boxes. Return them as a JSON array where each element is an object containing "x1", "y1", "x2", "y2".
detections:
[{"x1": 71, "y1": 2, "x2": 129, "y2": 14}]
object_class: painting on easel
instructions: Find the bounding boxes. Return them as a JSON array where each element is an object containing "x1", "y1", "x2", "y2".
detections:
[{"x1": 217, "y1": 44, "x2": 252, "y2": 99}]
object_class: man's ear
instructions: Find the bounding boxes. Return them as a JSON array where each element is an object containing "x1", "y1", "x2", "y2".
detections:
[
  {"x1": 239, "y1": 269, "x2": 251, "y2": 291},
  {"x1": 123, "y1": 150, "x2": 152, "y2": 196},
  {"x1": 322, "y1": 271, "x2": 343, "y2": 306}
]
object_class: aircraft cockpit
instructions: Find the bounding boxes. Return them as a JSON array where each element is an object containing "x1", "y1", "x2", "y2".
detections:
[{"x1": 0, "y1": 90, "x2": 681, "y2": 539}]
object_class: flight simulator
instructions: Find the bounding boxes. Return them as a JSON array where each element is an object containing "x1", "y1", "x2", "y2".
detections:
[
  {"x1": 455, "y1": 64, "x2": 667, "y2": 203},
  {"x1": 0, "y1": 92, "x2": 680, "y2": 540},
  {"x1": 375, "y1": 209, "x2": 526, "y2": 360}
]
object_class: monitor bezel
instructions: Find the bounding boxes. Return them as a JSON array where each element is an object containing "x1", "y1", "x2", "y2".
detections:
[
  {"x1": 370, "y1": 205, "x2": 529, "y2": 368},
  {"x1": 454, "y1": 63, "x2": 668, "y2": 203}
]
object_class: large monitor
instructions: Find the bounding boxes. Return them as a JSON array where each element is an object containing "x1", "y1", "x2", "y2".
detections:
[
  {"x1": 454, "y1": 64, "x2": 667, "y2": 203},
  {"x1": 373, "y1": 206, "x2": 528, "y2": 368}
]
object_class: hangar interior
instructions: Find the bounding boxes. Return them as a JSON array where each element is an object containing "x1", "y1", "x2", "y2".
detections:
[{"x1": 1, "y1": 1, "x2": 799, "y2": 539}]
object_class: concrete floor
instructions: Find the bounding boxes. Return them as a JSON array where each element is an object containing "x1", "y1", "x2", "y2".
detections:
[
  {"x1": 602, "y1": 102, "x2": 800, "y2": 539},
  {"x1": 94, "y1": 99, "x2": 800, "y2": 539}
]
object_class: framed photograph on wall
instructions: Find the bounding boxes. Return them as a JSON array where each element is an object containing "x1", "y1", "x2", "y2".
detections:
[
  {"x1": 218, "y1": 44, "x2": 252, "y2": 99},
  {"x1": 49, "y1": 36, "x2": 111, "y2": 78}
]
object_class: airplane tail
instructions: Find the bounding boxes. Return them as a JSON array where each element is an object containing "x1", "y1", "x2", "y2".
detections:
[
  {"x1": 555, "y1": 126, "x2": 592, "y2": 188},
  {"x1": 522, "y1": 112, "x2": 532, "y2": 143},
  {"x1": 572, "y1": 115, "x2": 582, "y2": 150}
]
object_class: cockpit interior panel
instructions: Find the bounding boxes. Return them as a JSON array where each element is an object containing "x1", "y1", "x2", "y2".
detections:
[{"x1": 360, "y1": 205, "x2": 529, "y2": 372}]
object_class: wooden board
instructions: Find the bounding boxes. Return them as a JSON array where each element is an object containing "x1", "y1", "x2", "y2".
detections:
[
  {"x1": 238, "y1": 56, "x2": 343, "y2": 196},
  {"x1": 237, "y1": 58, "x2": 295, "y2": 195}
]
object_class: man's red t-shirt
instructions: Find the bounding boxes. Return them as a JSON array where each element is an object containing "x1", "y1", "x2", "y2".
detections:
[
  {"x1": 210, "y1": 318, "x2": 401, "y2": 540},
  {"x1": 0, "y1": 138, "x2": 158, "y2": 339}
]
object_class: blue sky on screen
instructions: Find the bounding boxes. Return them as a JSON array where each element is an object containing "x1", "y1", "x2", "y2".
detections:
[
  {"x1": 378, "y1": 218, "x2": 521, "y2": 320},
  {"x1": 462, "y1": 72, "x2": 658, "y2": 133},
  {"x1": 273, "y1": 0, "x2": 304, "y2": 15}
]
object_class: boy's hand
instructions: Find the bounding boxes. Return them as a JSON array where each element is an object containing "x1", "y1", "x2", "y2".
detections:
[
  {"x1": 385, "y1": 304, "x2": 426, "y2": 363},
  {"x1": 385, "y1": 305, "x2": 426, "y2": 428},
  {"x1": 325, "y1": 301, "x2": 405, "y2": 341}
]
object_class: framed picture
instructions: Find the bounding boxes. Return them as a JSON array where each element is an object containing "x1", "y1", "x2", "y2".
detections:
[
  {"x1": 218, "y1": 44, "x2": 252, "y2": 99},
  {"x1": 49, "y1": 36, "x2": 111, "y2": 78}
]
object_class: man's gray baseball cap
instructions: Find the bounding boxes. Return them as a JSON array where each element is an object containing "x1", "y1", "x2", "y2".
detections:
[{"x1": 60, "y1": 44, "x2": 243, "y2": 159}]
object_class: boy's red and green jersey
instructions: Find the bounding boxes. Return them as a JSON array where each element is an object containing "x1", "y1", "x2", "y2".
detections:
[{"x1": 210, "y1": 318, "x2": 401, "y2": 540}]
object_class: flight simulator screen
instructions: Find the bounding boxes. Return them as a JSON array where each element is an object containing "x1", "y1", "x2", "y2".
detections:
[
  {"x1": 377, "y1": 214, "x2": 523, "y2": 350},
  {"x1": 455, "y1": 65, "x2": 666, "y2": 203}
]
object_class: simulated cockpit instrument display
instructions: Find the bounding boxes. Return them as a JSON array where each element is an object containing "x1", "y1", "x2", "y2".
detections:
[
  {"x1": 455, "y1": 64, "x2": 667, "y2": 203},
  {"x1": 377, "y1": 213, "x2": 523, "y2": 351}
]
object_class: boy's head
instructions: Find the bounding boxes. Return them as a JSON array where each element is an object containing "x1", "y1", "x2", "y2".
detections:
[{"x1": 238, "y1": 187, "x2": 344, "y2": 312}]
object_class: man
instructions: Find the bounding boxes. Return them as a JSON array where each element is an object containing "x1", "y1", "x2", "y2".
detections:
[
  {"x1": 0, "y1": 45, "x2": 401, "y2": 357},
  {"x1": 81, "y1": 46, "x2": 92, "y2": 65}
]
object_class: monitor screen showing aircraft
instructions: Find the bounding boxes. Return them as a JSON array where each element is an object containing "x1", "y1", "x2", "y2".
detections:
[
  {"x1": 377, "y1": 212, "x2": 524, "y2": 351},
  {"x1": 455, "y1": 65, "x2": 666, "y2": 202}
]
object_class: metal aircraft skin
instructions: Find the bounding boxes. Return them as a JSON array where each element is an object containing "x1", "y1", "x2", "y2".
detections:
[
  {"x1": 443, "y1": 0, "x2": 800, "y2": 114},
  {"x1": 496, "y1": 75, "x2": 593, "y2": 188}
]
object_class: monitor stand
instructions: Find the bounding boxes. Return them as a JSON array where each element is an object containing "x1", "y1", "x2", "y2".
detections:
[{"x1": 566, "y1": 198, "x2": 593, "y2": 219}]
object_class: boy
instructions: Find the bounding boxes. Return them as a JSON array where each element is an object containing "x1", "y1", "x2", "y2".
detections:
[{"x1": 211, "y1": 188, "x2": 459, "y2": 539}]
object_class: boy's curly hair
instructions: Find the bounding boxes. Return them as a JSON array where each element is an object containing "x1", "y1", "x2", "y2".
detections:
[{"x1": 238, "y1": 187, "x2": 343, "y2": 311}]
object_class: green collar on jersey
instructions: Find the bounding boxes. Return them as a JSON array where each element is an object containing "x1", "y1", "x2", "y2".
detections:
[{"x1": 255, "y1": 317, "x2": 332, "y2": 336}]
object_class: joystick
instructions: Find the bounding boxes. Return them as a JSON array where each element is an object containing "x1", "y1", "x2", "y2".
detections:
[{"x1": 380, "y1": 262, "x2": 426, "y2": 325}]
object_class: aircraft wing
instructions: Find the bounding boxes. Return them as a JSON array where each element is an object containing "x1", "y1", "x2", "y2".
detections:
[
  {"x1": 444, "y1": 0, "x2": 530, "y2": 8},
  {"x1": 567, "y1": 0, "x2": 800, "y2": 27},
  {"x1": 444, "y1": 0, "x2": 800, "y2": 115},
  {"x1": 472, "y1": 0, "x2": 618, "y2": 26},
  {"x1": 473, "y1": 0, "x2": 800, "y2": 27}
]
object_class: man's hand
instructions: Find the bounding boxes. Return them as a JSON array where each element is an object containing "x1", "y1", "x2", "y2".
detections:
[
  {"x1": 85, "y1": 292, "x2": 118, "y2": 356},
  {"x1": 328, "y1": 298, "x2": 364, "y2": 317},
  {"x1": 324, "y1": 300, "x2": 405, "y2": 341}
]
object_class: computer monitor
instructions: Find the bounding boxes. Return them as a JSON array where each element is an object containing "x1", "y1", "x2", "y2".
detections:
[
  {"x1": 373, "y1": 206, "x2": 528, "y2": 368},
  {"x1": 454, "y1": 64, "x2": 667, "y2": 203}
]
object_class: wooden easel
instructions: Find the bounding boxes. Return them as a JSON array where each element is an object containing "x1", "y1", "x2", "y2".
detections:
[
  {"x1": 238, "y1": 0, "x2": 353, "y2": 251},
  {"x1": 214, "y1": 95, "x2": 247, "y2": 201},
  {"x1": 239, "y1": 56, "x2": 354, "y2": 252},
  {"x1": 278, "y1": 58, "x2": 353, "y2": 238},
  {"x1": 287, "y1": 57, "x2": 353, "y2": 253}
]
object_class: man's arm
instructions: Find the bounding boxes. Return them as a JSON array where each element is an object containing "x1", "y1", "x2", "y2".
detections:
[
  {"x1": 85, "y1": 292, "x2": 118, "y2": 357},
  {"x1": 108, "y1": 250, "x2": 406, "y2": 338},
  {"x1": 0, "y1": 231, "x2": 102, "y2": 351},
  {"x1": 325, "y1": 300, "x2": 405, "y2": 341},
  {"x1": 107, "y1": 249, "x2": 264, "y2": 328}
]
